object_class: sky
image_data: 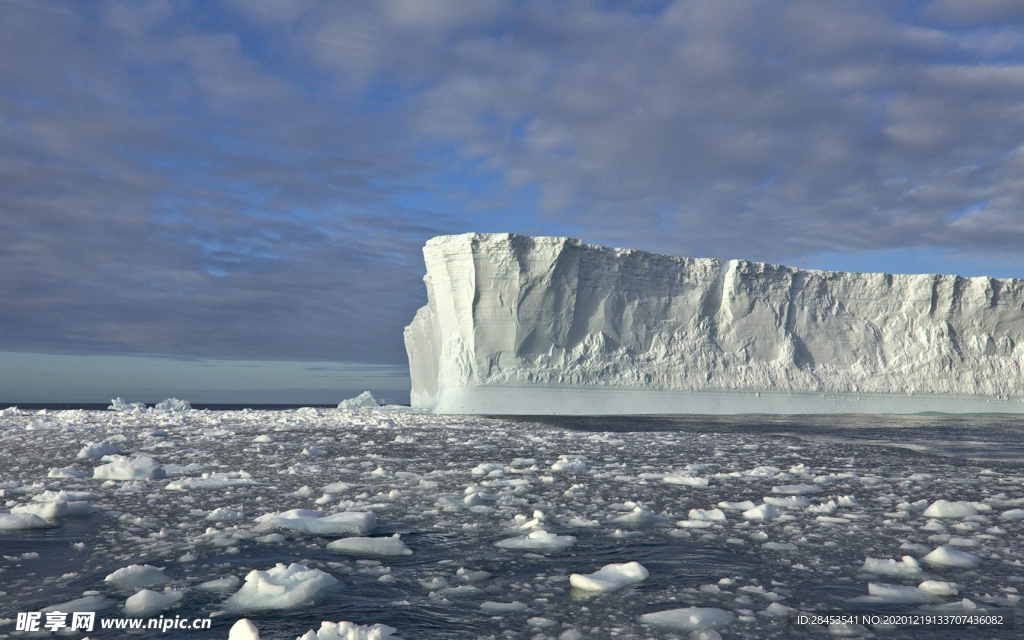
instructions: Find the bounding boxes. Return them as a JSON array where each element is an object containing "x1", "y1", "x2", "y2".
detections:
[{"x1": 4, "y1": 0, "x2": 1024, "y2": 404}]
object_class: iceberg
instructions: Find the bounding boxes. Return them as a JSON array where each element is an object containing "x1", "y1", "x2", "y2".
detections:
[{"x1": 405, "y1": 233, "x2": 1024, "y2": 414}]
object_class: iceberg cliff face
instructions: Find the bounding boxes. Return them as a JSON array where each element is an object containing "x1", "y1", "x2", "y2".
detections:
[{"x1": 404, "y1": 233, "x2": 1024, "y2": 414}]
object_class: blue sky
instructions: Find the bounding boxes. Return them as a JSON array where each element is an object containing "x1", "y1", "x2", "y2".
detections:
[{"x1": 4, "y1": 0, "x2": 1024, "y2": 404}]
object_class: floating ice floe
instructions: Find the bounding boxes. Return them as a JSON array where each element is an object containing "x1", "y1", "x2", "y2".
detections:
[
  {"x1": 771, "y1": 484, "x2": 821, "y2": 495},
  {"x1": 861, "y1": 556, "x2": 923, "y2": 577},
  {"x1": 0, "y1": 512, "x2": 49, "y2": 531},
  {"x1": 855, "y1": 582, "x2": 940, "y2": 604},
  {"x1": 124, "y1": 589, "x2": 183, "y2": 616},
  {"x1": 48, "y1": 466, "x2": 88, "y2": 478},
  {"x1": 923, "y1": 500, "x2": 978, "y2": 519},
  {"x1": 742, "y1": 503, "x2": 783, "y2": 520},
  {"x1": 196, "y1": 575, "x2": 241, "y2": 591},
  {"x1": 718, "y1": 500, "x2": 756, "y2": 511},
  {"x1": 922, "y1": 545, "x2": 982, "y2": 568},
  {"x1": 569, "y1": 561, "x2": 648, "y2": 592},
  {"x1": 229, "y1": 618, "x2": 260, "y2": 640},
  {"x1": 481, "y1": 601, "x2": 528, "y2": 613},
  {"x1": 107, "y1": 398, "x2": 148, "y2": 413},
  {"x1": 663, "y1": 474, "x2": 709, "y2": 487},
  {"x1": 256, "y1": 509, "x2": 376, "y2": 536},
  {"x1": 224, "y1": 563, "x2": 338, "y2": 612},
  {"x1": 338, "y1": 391, "x2": 379, "y2": 410},
  {"x1": 495, "y1": 529, "x2": 576, "y2": 550},
  {"x1": 296, "y1": 620, "x2": 404, "y2": 640},
  {"x1": 104, "y1": 564, "x2": 169, "y2": 589},
  {"x1": 639, "y1": 607, "x2": 736, "y2": 631},
  {"x1": 42, "y1": 595, "x2": 114, "y2": 613},
  {"x1": 77, "y1": 442, "x2": 121, "y2": 459},
  {"x1": 93, "y1": 455, "x2": 166, "y2": 480},
  {"x1": 165, "y1": 471, "x2": 256, "y2": 491},
  {"x1": 918, "y1": 580, "x2": 959, "y2": 596},
  {"x1": 11, "y1": 499, "x2": 93, "y2": 521},
  {"x1": 608, "y1": 504, "x2": 665, "y2": 526},
  {"x1": 551, "y1": 455, "x2": 589, "y2": 472},
  {"x1": 327, "y1": 534, "x2": 412, "y2": 556}
]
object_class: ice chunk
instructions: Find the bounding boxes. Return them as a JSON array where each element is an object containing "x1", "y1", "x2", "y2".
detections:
[
  {"x1": 153, "y1": 398, "x2": 190, "y2": 412},
  {"x1": 229, "y1": 619, "x2": 260, "y2": 640},
  {"x1": 407, "y1": 233, "x2": 1024, "y2": 415},
  {"x1": 224, "y1": 563, "x2": 338, "y2": 612},
  {"x1": 93, "y1": 455, "x2": 166, "y2": 480},
  {"x1": 922, "y1": 546, "x2": 982, "y2": 568},
  {"x1": 864, "y1": 583, "x2": 938, "y2": 603},
  {"x1": 918, "y1": 580, "x2": 959, "y2": 596},
  {"x1": 742, "y1": 504, "x2": 782, "y2": 520},
  {"x1": 1000, "y1": 508, "x2": 1024, "y2": 520},
  {"x1": 922, "y1": 500, "x2": 978, "y2": 519},
  {"x1": 256, "y1": 509, "x2": 376, "y2": 536},
  {"x1": 338, "y1": 391, "x2": 379, "y2": 410},
  {"x1": 48, "y1": 466, "x2": 88, "y2": 478},
  {"x1": 608, "y1": 505, "x2": 662, "y2": 526},
  {"x1": 197, "y1": 575, "x2": 241, "y2": 591},
  {"x1": 771, "y1": 484, "x2": 821, "y2": 495},
  {"x1": 569, "y1": 561, "x2": 648, "y2": 592},
  {"x1": 124, "y1": 589, "x2": 183, "y2": 616},
  {"x1": 77, "y1": 442, "x2": 121, "y2": 459},
  {"x1": 165, "y1": 471, "x2": 256, "y2": 491},
  {"x1": 41, "y1": 595, "x2": 115, "y2": 613},
  {"x1": 104, "y1": 564, "x2": 169, "y2": 589},
  {"x1": 663, "y1": 474, "x2": 709, "y2": 487},
  {"x1": 551, "y1": 455, "x2": 589, "y2": 472},
  {"x1": 296, "y1": 621, "x2": 404, "y2": 640},
  {"x1": 687, "y1": 508, "x2": 726, "y2": 522},
  {"x1": 327, "y1": 534, "x2": 412, "y2": 556},
  {"x1": 639, "y1": 607, "x2": 736, "y2": 631},
  {"x1": 0, "y1": 512, "x2": 50, "y2": 531},
  {"x1": 108, "y1": 397, "x2": 148, "y2": 412},
  {"x1": 495, "y1": 529, "x2": 576, "y2": 550},
  {"x1": 12, "y1": 500, "x2": 93, "y2": 521},
  {"x1": 861, "y1": 556, "x2": 923, "y2": 578}
]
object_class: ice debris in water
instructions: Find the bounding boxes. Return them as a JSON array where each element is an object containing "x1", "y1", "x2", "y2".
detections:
[
  {"x1": 255, "y1": 509, "x2": 376, "y2": 536},
  {"x1": 224, "y1": 563, "x2": 339, "y2": 612},
  {"x1": 569, "y1": 561, "x2": 649, "y2": 592},
  {"x1": 639, "y1": 607, "x2": 736, "y2": 631},
  {"x1": 93, "y1": 455, "x2": 166, "y2": 480},
  {"x1": 338, "y1": 391, "x2": 379, "y2": 410}
]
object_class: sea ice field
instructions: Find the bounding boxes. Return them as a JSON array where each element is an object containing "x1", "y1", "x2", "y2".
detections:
[{"x1": 1, "y1": 399, "x2": 1022, "y2": 639}]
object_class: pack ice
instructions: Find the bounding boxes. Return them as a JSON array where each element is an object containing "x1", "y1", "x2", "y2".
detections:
[{"x1": 405, "y1": 233, "x2": 1024, "y2": 414}]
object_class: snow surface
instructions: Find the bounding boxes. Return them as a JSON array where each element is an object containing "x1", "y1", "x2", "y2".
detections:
[{"x1": 406, "y1": 233, "x2": 1024, "y2": 414}]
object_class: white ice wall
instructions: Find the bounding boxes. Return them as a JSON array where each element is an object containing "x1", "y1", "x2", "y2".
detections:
[{"x1": 404, "y1": 233, "x2": 1024, "y2": 414}]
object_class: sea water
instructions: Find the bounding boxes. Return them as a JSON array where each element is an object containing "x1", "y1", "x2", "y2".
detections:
[{"x1": 0, "y1": 406, "x2": 1021, "y2": 639}]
